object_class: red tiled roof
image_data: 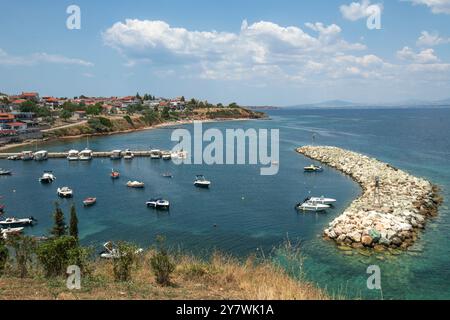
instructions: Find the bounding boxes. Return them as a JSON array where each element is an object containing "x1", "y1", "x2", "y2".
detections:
[
  {"x1": 12, "y1": 99, "x2": 26, "y2": 104},
  {"x1": 8, "y1": 122, "x2": 26, "y2": 126},
  {"x1": 21, "y1": 92, "x2": 38, "y2": 97}
]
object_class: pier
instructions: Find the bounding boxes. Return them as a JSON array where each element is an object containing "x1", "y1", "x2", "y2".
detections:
[
  {"x1": 297, "y1": 146, "x2": 442, "y2": 252},
  {"x1": 0, "y1": 151, "x2": 165, "y2": 159}
]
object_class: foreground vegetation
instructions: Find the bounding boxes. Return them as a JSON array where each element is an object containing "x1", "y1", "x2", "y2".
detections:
[{"x1": 0, "y1": 205, "x2": 327, "y2": 300}]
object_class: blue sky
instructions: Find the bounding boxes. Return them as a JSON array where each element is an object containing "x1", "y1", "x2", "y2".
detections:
[{"x1": 1, "y1": 0, "x2": 450, "y2": 105}]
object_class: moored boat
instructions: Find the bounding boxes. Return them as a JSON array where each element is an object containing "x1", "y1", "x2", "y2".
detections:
[
  {"x1": 34, "y1": 150, "x2": 48, "y2": 161},
  {"x1": 304, "y1": 164, "x2": 323, "y2": 172},
  {"x1": 57, "y1": 187, "x2": 73, "y2": 198},
  {"x1": 161, "y1": 151, "x2": 171, "y2": 160},
  {"x1": 123, "y1": 149, "x2": 134, "y2": 160},
  {"x1": 150, "y1": 149, "x2": 162, "y2": 159},
  {"x1": 110, "y1": 150, "x2": 122, "y2": 160},
  {"x1": 127, "y1": 181, "x2": 145, "y2": 188},
  {"x1": 296, "y1": 200, "x2": 330, "y2": 212},
  {"x1": 1, "y1": 227, "x2": 24, "y2": 239},
  {"x1": 83, "y1": 197, "x2": 97, "y2": 206},
  {"x1": 7, "y1": 155, "x2": 20, "y2": 161},
  {"x1": 194, "y1": 175, "x2": 211, "y2": 188},
  {"x1": 79, "y1": 149, "x2": 93, "y2": 161},
  {"x1": 111, "y1": 169, "x2": 120, "y2": 179},
  {"x1": 162, "y1": 172, "x2": 173, "y2": 178},
  {"x1": 0, "y1": 217, "x2": 35, "y2": 227},
  {"x1": 0, "y1": 168, "x2": 12, "y2": 176},
  {"x1": 20, "y1": 151, "x2": 34, "y2": 161},
  {"x1": 146, "y1": 198, "x2": 170, "y2": 210},
  {"x1": 39, "y1": 171, "x2": 56, "y2": 183},
  {"x1": 67, "y1": 150, "x2": 79, "y2": 161}
]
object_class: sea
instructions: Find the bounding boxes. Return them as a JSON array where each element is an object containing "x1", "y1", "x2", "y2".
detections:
[{"x1": 1, "y1": 107, "x2": 449, "y2": 299}]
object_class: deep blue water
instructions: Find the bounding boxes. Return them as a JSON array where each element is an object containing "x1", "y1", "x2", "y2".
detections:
[{"x1": 1, "y1": 108, "x2": 449, "y2": 299}]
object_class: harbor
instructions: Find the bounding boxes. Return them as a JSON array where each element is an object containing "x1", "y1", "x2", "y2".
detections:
[{"x1": 297, "y1": 146, "x2": 443, "y2": 251}]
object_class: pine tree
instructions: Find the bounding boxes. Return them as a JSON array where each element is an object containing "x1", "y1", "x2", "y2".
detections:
[
  {"x1": 51, "y1": 203, "x2": 66, "y2": 238},
  {"x1": 69, "y1": 204, "x2": 79, "y2": 240}
]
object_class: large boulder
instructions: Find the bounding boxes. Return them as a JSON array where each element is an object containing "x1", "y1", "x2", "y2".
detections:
[{"x1": 361, "y1": 235, "x2": 374, "y2": 247}]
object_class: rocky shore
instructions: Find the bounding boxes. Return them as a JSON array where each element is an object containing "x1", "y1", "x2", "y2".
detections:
[{"x1": 297, "y1": 146, "x2": 443, "y2": 251}]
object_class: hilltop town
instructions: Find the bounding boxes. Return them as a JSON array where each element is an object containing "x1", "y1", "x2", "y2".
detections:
[{"x1": 0, "y1": 92, "x2": 264, "y2": 148}]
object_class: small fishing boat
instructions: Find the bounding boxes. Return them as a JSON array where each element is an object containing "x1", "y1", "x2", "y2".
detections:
[
  {"x1": 57, "y1": 187, "x2": 73, "y2": 198},
  {"x1": 150, "y1": 149, "x2": 162, "y2": 159},
  {"x1": 34, "y1": 150, "x2": 48, "y2": 161},
  {"x1": 296, "y1": 200, "x2": 330, "y2": 212},
  {"x1": 308, "y1": 196, "x2": 337, "y2": 205},
  {"x1": 39, "y1": 171, "x2": 56, "y2": 183},
  {"x1": 110, "y1": 150, "x2": 122, "y2": 160},
  {"x1": 0, "y1": 217, "x2": 35, "y2": 227},
  {"x1": 67, "y1": 150, "x2": 79, "y2": 161},
  {"x1": 162, "y1": 172, "x2": 173, "y2": 178},
  {"x1": 127, "y1": 181, "x2": 145, "y2": 188},
  {"x1": 146, "y1": 198, "x2": 170, "y2": 210},
  {"x1": 0, "y1": 168, "x2": 12, "y2": 176},
  {"x1": 1, "y1": 227, "x2": 24, "y2": 239},
  {"x1": 83, "y1": 197, "x2": 97, "y2": 206},
  {"x1": 111, "y1": 169, "x2": 120, "y2": 179},
  {"x1": 161, "y1": 151, "x2": 171, "y2": 160},
  {"x1": 20, "y1": 151, "x2": 34, "y2": 161},
  {"x1": 79, "y1": 149, "x2": 93, "y2": 161},
  {"x1": 7, "y1": 155, "x2": 19, "y2": 161},
  {"x1": 194, "y1": 175, "x2": 211, "y2": 188},
  {"x1": 123, "y1": 149, "x2": 134, "y2": 160},
  {"x1": 304, "y1": 164, "x2": 323, "y2": 172}
]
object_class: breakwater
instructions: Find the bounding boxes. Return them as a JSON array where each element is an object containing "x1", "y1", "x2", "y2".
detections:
[{"x1": 297, "y1": 146, "x2": 442, "y2": 251}]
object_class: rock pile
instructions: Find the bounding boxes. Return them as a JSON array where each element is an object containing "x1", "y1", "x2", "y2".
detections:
[{"x1": 297, "y1": 146, "x2": 442, "y2": 251}]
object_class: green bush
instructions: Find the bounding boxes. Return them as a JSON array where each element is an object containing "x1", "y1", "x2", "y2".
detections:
[
  {"x1": 37, "y1": 236, "x2": 87, "y2": 278},
  {"x1": 123, "y1": 115, "x2": 134, "y2": 126},
  {"x1": 112, "y1": 242, "x2": 139, "y2": 282},
  {"x1": 87, "y1": 117, "x2": 113, "y2": 132},
  {"x1": 0, "y1": 240, "x2": 8, "y2": 276},
  {"x1": 150, "y1": 236, "x2": 175, "y2": 286},
  {"x1": 6, "y1": 236, "x2": 37, "y2": 278}
]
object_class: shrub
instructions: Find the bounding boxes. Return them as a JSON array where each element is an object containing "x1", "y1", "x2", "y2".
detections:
[
  {"x1": 0, "y1": 239, "x2": 8, "y2": 276},
  {"x1": 123, "y1": 115, "x2": 133, "y2": 126},
  {"x1": 112, "y1": 242, "x2": 138, "y2": 282},
  {"x1": 6, "y1": 236, "x2": 37, "y2": 278},
  {"x1": 37, "y1": 236, "x2": 87, "y2": 278},
  {"x1": 150, "y1": 236, "x2": 175, "y2": 286}
]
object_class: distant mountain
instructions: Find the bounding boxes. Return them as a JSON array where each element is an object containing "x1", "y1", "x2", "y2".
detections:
[{"x1": 285, "y1": 98, "x2": 450, "y2": 109}]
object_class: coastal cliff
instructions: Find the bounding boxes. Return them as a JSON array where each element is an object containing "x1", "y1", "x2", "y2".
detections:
[{"x1": 297, "y1": 146, "x2": 442, "y2": 251}]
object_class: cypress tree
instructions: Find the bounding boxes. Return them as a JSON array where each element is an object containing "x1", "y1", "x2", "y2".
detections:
[
  {"x1": 69, "y1": 204, "x2": 79, "y2": 240},
  {"x1": 51, "y1": 203, "x2": 66, "y2": 238}
]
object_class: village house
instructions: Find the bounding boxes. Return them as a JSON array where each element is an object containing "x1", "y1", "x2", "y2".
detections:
[{"x1": 20, "y1": 92, "x2": 40, "y2": 102}]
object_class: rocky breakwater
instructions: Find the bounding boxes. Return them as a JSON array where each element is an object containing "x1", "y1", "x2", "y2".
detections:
[{"x1": 297, "y1": 146, "x2": 442, "y2": 251}]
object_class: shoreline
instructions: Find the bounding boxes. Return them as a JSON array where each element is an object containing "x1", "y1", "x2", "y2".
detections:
[
  {"x1": 0, "y1": 117, "x2": 255, "y2": 152},
  {"x1": 297, "y1": 146, "x2": 443, "y2": 252}
]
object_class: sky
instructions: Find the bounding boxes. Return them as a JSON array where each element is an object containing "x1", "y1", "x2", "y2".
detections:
[{"x1": 0, "y1": 0, "x2": 450, "y2": 106}]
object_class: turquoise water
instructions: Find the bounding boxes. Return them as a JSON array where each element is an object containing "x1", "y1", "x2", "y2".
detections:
[{"x1": 1, "y1": 108, "x2": 449, "y2": 299}]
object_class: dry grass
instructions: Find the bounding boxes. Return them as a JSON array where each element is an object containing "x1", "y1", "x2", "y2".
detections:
[{"x1": 0, "y1": 251, "x2": 328, "y2": 300}]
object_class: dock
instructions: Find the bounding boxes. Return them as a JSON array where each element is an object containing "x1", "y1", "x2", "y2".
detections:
[{"x1": 0, "y1": 151, "x2": 162, "y2": 159}]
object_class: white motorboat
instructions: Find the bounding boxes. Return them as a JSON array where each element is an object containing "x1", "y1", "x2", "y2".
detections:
[
  {"x1": 79, "y1": 149, "x2": 93, "y2": 161},
  {"x1": 67, "y1": 150, "x2": 79, "y2": 161},
  {"x1": 0, "y1": 217, "x2": 35, "y2": 227},
  {"x1": 34, "y1": 150, "x2": 48, "y2": 161},
  {"x1": 110, "y1": 150, "x2": 122, "y2": 160},
  {"x1": 127, "y1": 181, "x2": 145, "y2": 188},
  {"x1": 39, "y1": 171, "x2": 56, "y2": 183},
  {"x1": 57, "y1": 187, "x2": 73, "y2": 198},
  {"x1": 146, "y1": 198, "x2": 170, "y2": 209},
  {"x1": 123, "y1": 149, "x2": 134, "y2": 160},
  {"x1": 21, "y1": 151, "x2": 34, "y2": 161},
  {"x1": 296, "y1": 201, "x2": 330, "y2": 212},
  {"x1": 194, "y1": 175, "x2": 211, "y2": 188},
  {"x1": 7, "y1": 155, "x2": 20, "y2": 161},
  {"x1": 150, "y1": 149, "x2": 162, "y2": 159},
  {"x1": 304, "y1": 164, "x2": 323, "y2": 172},
  {"x1": 308, "y1": 196, "x2": 337, "y2": 205},
  {"x1": 1, "y1": 227, "x2": 24, "y2": 239},
  {"x1": 0, "y1": 168, "x2": 12, "y2": 176}
]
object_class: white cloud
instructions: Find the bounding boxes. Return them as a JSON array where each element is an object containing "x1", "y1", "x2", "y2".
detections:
[
  {"x1": 340, "y1": 0, "x2": 383, "y2": 21},
  {"x1": 397, "y1": 46, "x2": 440, "y2": 63},
  {"x1": 405, "y1": 0, "x2": 450, "y2": 14},
  {"x1": 0, "y1": 48, "x2": 93, "y2": 67},
  {"x1": 416, "y1": 31, "x2": 450, "y2": 46}
]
